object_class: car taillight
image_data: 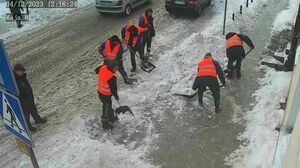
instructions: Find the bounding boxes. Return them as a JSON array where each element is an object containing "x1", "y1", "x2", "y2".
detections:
[
  {"x1": 116, "y1": 0, "x2": 122, "y2": 6},
  {"x1": 187, "y1": 0, "x2": 197, "y2": 4},
  {"x1": 165, "y1": 0, "x2": 171, "y2": 3}
]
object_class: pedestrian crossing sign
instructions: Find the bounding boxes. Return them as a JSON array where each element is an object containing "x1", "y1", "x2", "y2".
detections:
[
  {"x1": 0, "y1": 89, "x2": 33, "y2": 147},
  {"x1": 0, "y1": 39, "x2": 19, "y2": 96}
]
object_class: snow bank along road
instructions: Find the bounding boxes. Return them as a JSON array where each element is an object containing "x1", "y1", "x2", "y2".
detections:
[{"x1": 0, "y1": 0, "x2": 290, "y2": 167}]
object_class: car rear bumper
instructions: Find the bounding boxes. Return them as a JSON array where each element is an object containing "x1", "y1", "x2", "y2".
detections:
[
  {"x1": 165, "y1": 3, "x2": 198, "y2": 11},
  {"x1": 95, "y1": 5, "x2": 124, "y2": 13}
]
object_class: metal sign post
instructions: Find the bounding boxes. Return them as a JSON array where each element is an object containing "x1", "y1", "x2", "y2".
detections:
[{"x1": 223, "y1": 0, "x2": 228, "y2": 35}]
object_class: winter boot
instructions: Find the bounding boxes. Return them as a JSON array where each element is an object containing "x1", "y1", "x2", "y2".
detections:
[
  {"x1": 16, "y1": 20, "x2": 23, "y2": 28},
  {"x1": 123, "y1": 76, "x2": 134, "y2": 85},
  {"x1": 35, "y1": 118, "x2": 47, "y2": 124},
  {"x1": 101, "y1": 116, "x2": 113, "y2": 130},
  {"x1": 236, "y1": 71, "x2": 241, "y2": 79},
  {"x1": 226, "y1": 70, "x2": 233, "y2": 79},
  {"x1": 29, "y1": 126, "x2": 37, "y2": 132},
  {"x1": 131, "y1": 67, "x2": 136, "y2": 72},
  {"x1": 215, "y1": 108, "x2": 222, "y2": 113},
  {"x1": 109, "y1": 109, "x2": 119, "y2": 123}
]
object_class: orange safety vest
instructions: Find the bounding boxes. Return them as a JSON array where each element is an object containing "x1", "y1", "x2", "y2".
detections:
[
  {"x1": 226, "y1": 34, "x2": 243, "y2": 49},
  {"x1": 142, "y1": 14, "x2": 152, "y2": 28},
  {"x1": 197, "y1": 58, "x2": 218, "y2": 78},
  {"x1": 125, "y1": 24, "x2": 147, "y2": 47},
  {"x1": 104, "y1": 40, "x2": 120, "y2": 60},
  {"x1": 98, "y1": 65, "x2": 115, "y2": 96}
]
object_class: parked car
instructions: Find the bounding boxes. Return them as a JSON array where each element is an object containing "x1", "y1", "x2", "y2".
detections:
[
  {"x1": 165, "y1": 0, "x2": 211, "y2": 17},
  {"x1": 96, "y1": 0, "x2": 152, "y2": 16}
]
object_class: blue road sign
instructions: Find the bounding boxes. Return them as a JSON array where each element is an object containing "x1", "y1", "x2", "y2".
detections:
[
  {"x1": 0, "y1": 39, "x2": 19, "y2": 96},
  {"x1": 0, "y1": 89, "x2": 33, "y2": 147}
]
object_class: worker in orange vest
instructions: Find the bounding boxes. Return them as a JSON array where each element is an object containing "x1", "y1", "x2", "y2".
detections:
[
  {"x1": 139, "y1": 8, "x2": 155, "y2": 56},
  {"x1": 95, "y1": 60, "x2": 120, "y2": 130},
  {"x1": 99, "y1": 35, "x2": 134, "y2": 84},
  {"x1": 192, "y1": 53, "x2": 226, "y2": 113},
  {"x1": 226, "y1": 32, "x2": 254, "y2": 79},
  {"x1": 121, "y1": 23, "x2": 148, "y2": 72}
]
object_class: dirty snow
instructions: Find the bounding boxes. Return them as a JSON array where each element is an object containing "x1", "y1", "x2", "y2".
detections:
[{"x1": 225, "y1": 69, "x2": 292, "y2": 168}]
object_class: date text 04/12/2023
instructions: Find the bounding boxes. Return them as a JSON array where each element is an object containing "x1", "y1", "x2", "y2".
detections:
[{"x1": 6, "y1": 0, "x2": 78, "y2": 8}]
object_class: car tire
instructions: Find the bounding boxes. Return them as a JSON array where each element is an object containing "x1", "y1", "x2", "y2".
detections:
[
  {"x1": 193, "y1": 6, "x2": 202, "y2": 17},
  {"x1": 124, "y1": 5, "x2": 132, "y2": 16}
]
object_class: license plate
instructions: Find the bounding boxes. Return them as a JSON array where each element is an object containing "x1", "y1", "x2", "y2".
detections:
[
  {"x1": 175, "y1": 0, "x2": 185, "y2": 5},
  {"x1": 101, "y1": 1, "x2": 113, "y2": 6}
]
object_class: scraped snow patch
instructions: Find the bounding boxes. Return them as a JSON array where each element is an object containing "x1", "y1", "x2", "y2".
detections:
[
  {"x1": 16, "y1": 116, "x2": 156, "y2": 168},
  {"x1": 225, "y1": 69, "x2": 292, "y2": 168}
]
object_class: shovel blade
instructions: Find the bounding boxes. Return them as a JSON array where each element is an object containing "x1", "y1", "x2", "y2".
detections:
[
  {"x1": 141, "y1": 62, "x2": 156, "y2": 73},
  {"x1": 115, "y1": 106, "x2": 134, "y2": 116}
]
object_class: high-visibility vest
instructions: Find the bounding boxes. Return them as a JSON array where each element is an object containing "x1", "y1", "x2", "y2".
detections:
[
  {"x1": 141, "y1": 14, "x2": 152, "y2": 28},
  {"x1": 197, "y1": 58, "x2": 218, "y2": 78},
  {"x1": 98, "y1": 65, "x2": 115, "y2": 96},
  {"x1": 104, "y1": 40, "x2": 120, "y2": 60},
  {"x1": 125, "y1": 24, "x2": 147, "y2": 47},
  {"x1": 226, "y1": 34, "x2": 243, "y2": 49}
]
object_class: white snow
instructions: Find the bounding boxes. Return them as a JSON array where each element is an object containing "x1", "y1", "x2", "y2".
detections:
[
  {"x1": 225, "y1": 69, "x2": 292, "y2": 168},
  {"x1": 0, "y1": 0, "x2": 94, "y2": 39},
  {"x1": 273, "y1": 133, "x2": 291, "y2": 168},
  {"x1": 272, "y1": 0, "x2": 300, "y2": 32}
]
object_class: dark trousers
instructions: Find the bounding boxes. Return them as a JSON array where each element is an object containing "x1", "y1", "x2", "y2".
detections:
[
  {"x1": 98, "y1": 92, "x2": 113, "y2": 122},
  {"x1": 226, "y1": 46, "x2": 245, "y2": 74},
  {"x1": 142, "y1": 31, "x2": 153, "y2": 53},
  {"x1": 21, "y1": 101, "x2": 42, "y2": 128},
  {"x1": 104, "y1": 59, "x2": 128, "y2": 79},
  {"x1": 197, "y1": 77, "x2": 220, "y2": 109},
  {"x1": 129, "y1": 45, "x2": 145, "y2": 70}
]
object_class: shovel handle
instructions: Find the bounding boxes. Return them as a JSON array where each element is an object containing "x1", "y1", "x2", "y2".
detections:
[
  {"x1": 116, "y1": 100, "x2": 121, "y2": 107},
  {"x1": 245, "y1": 48, "x2": 253, "y2": 56}
]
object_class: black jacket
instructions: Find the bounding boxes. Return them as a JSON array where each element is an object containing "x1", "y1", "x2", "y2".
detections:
[
  {"x1": 192, "y1": 59, "x2": 226, "y2": 90},
  {"x1": 14, "y1": 73, "x2": 34, "y2": 103}
]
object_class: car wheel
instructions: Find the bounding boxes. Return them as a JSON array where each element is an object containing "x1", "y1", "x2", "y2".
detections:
[
  {"x1": 124, "y1": 5, "x2": 132, "y2": 16},
  {"x1": 193, "y1": 6, "x2": 202, "y2": 17},
  {"x1": 208, "y1": 0, "x2": 212, "y2": 6}
]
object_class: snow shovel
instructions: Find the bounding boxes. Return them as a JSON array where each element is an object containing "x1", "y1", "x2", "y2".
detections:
[
  {"x1": 115, "y1": 101, "x2": 134, "y2": 116},
  {"x1": 174, "y1": 85, "x2": 224, "y2": 98},
  {"x1": 126, "y1": 45, "x2": 156, "y2": 73}
]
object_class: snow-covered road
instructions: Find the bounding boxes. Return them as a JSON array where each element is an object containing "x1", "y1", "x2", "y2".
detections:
[{"x1": 0, "y1": 0, "x2": 294, "y2": 167}]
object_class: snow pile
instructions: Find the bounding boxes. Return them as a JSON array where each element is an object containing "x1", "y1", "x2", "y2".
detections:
[
  {"x1": 272, "y1": 0, "x2": 300, "y2": 32},
  {"x1": 273, "y1": 133, "x2": 291, "y2": 168},
  {"x1": 225, "y1": 69, "x2": 292, "y2": 168},
  {"x1": 0, "y1": 0, "x2": 94, "y2": 39}
]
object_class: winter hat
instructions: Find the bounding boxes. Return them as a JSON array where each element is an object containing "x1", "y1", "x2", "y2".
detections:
[
  {"x1": 145, "y1": 8, "x2": 153, "y2": 14},
  {"x1": 110, "y1": 35, "x2": 121, "y2": 44},
  {"x1": 225, "y1": 32, "x2": 236, "y2": 40},
  {"x1": 204, "y1": 52, "x2": 212, "y2": 58},
  {"x1": 14, "y1": 64, "x2": 27, "y2": 71},
  {"x1": 128, "y1": 25, "x2": 138, "y2": 36}
]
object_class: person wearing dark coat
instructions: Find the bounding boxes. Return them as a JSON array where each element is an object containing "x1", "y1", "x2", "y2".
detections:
[
  {"x1": 193, "y1": 53, "x2": 226, "y2": 113},
  {"x1": 225, "y1": 32, "x2": 254, "y2": 79},
  {"x1": 99, "y1": 35, "x2": 133, "y2": 84},
  {"x1": 139, "y1": 8, "x2": 155, "y2": 55},
  {"x1": 8, "y1": 0, "x2": 24, "y2": 28},
  {"x1": 95, "y1": 60, "x2": 120, "y2": 130},
  {"x1": 13, "y1": 64, "x2": 47, "y2": 132}
]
